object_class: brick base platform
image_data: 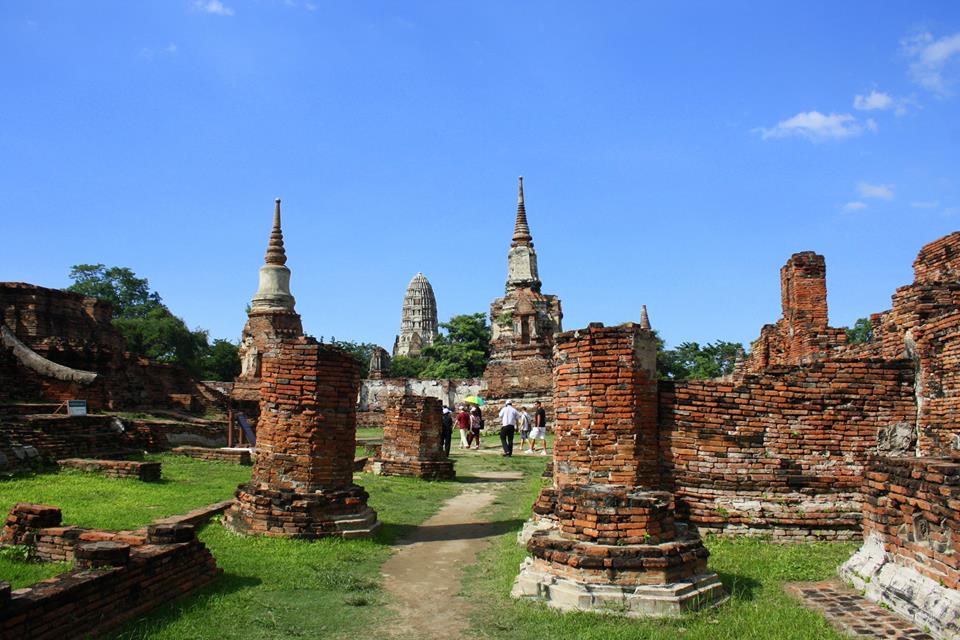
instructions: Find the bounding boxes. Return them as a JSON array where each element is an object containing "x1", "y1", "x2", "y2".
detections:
[
  {"x1": 512, "y1": 484, "x2": 727, "y2": 616},
  {"x1": 786, "y1": 579, "x2": 935, "y2": 639},
  {"x1": 365, "y1": 458, "x2": 455, "y2": 480},
  {"x1": 57, "y1": 458, "x2": 161, "y2": 481},
  {"x1": 171, "y1": 446, "x2": 252, "y2": 465},
  {"x1": 223, "y1": 483, "x2": 380, "y2": 539}
]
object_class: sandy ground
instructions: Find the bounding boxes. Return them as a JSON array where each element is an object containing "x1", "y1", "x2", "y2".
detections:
[{"x1": 380, "y1": 470, "x2": 524, "y2": 640}]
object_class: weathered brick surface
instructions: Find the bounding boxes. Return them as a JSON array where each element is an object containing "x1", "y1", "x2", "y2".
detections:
[
  {"x1": 860, "y1": 456, "x2": 960, "y2": 590},
  {"x1": 172, "y1": 445, "x2": 251, "y2": 465},
  {"x1": 0, "y1": 415, "x2": 142, "y2": 472},
  {"x1": 552, "y1": 323, "x2": 659, "y2": 488},
  {"x1": 371, "y1": 395, "x2": 454, "y2": 479},
  {"x1": 659, "y1": 360, "x2": 916, "y2": 539},
  {"x1": 0, "y1": 515, "x2": 220, "y2": 640},
  {"x1": 747, "y1": 252, "x2": 847, "y2": 372},
  {"x1": 224, "y1": 337, "x2": 379, "y2": 538},
  {"x1": 57, "y1": 458, "x2": 161, "y2": 481}
]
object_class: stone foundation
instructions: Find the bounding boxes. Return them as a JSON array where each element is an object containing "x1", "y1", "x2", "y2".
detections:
[
  {"x1": 58, "y1": 457, "x2": 161, "y2": 481},
  {"x1": 225, "y1": 483, "x2": 379, "y2": 539},
  {"x1": 840, "y1": 456, "x2": 960, "y2": 640},
  {"x1": 172, "y1": 445, "x2": 252, "y2": 465}
]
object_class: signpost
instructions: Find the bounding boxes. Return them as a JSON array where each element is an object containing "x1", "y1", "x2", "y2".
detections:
[{"x1": 67, "y1": 400, "x2": 87, "y2": 417}]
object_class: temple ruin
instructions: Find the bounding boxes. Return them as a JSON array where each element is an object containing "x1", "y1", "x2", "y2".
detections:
[
  {"x1": 365, "y1": 395, "x2": 455, "y2": 479},
  {"x1": 481, "y1": 177, "x2": 563, "y2": 416},
  {"x1": 393, "y1": 272, "x2": 438, "y2": 357}
]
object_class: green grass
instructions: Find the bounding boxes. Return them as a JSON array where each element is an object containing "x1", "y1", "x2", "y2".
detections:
[
  {"x1": 0, "y1": 544, "x2": 71, "y2": 589},
  {"x1": 460, "y1": 463, "x2": 858, "y2": 640},
  {"x1": 355, "y1": 427, "x2": 383, "y2": 440},
  {"x1": 0, "y1": 454, "x2": 251, "y2": 530},
  {"x1": 107, "y1": 469, "x2": 464, "y2": 639}
]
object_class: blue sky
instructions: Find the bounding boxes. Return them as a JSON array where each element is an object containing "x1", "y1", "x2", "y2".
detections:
[{"x1": 2, "y1": 2, "x2": 959, "y2": 351}]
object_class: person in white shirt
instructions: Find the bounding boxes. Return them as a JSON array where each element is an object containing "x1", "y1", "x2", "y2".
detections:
[{"x1": 498, "y1": 400, "x2": 520, "y2": 456}]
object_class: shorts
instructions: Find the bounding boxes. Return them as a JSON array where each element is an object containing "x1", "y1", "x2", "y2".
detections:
[
  {"x1": 521, "y1": 429, "x2": 531, "y2": 439},
  {"x1": 529, "y1": 427, "x2": 545, "y2": 439}
]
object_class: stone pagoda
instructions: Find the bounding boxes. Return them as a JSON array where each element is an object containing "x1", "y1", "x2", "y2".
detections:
[
  {"x1": 512, "y1": 322, "x2": 726, "y2": 615},
  {"x1": 393, "y1": 272, "x2": 439, "y2": 357},
  {"x1": 481, "y1": 177, "x2": 563, "y2": 414},
  {"x1": 231, "y1": 198, "x2": 304, "y2": 412}
]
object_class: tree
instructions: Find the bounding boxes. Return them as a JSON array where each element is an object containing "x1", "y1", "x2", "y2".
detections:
[
  {"x1": 655, "y1": 333, "x2": 744, "y2": 381},
  {"x1": 66, "y1": 264, "x2": 221, "y2": 379},
  {"x1": 845, "y1": 317, "x2": 873, "y2": 344},
  {"x1": 201, "y1": 339, "x2": 241, "y2": 381},
  {"x1": 419, "y1": 313, "x2": 491, "y2": 378},
  {"x1": 67, "y1": 264, "x2": 162, "y2": 318},
  {"x1": 389, "y1": 354, "x2": 430, "y2": 378},
  {"x1": 329, "y1": 339, "x2": 379, "y2": 377}
]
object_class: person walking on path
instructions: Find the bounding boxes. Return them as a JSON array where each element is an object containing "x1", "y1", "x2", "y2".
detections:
[
  {"x1": 498, "y1": 400, "x2": 520, "y2": 456},
  {"x1": 530, "y1": 400, "x2": 548, "y2": 455},
  {"x1": 518, "y1": 406, "x2": 533, "y2": 453},
  {"x1": 468, "y1": 406, "x2": 483, "y2": 449},
  {"x1": 440, "y1": 406, "x2": 453, "y2": 457},
  {"x1": 456, "y1": 406, "x2": 470, "y2": 449}
]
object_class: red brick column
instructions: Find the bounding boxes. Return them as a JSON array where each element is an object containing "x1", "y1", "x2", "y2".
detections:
[
  {"x1": 224, "y1": 337, "x2": 379, "y2": 539},
  {"x1": 552, "y1": 322, "x2": 659, "y2": 489},
  {"x1": 371, "y1": 395, "x2": 454, "y2": 479}
]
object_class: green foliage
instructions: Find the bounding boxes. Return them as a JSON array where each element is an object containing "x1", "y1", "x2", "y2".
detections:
[
  {"x1": 654, "y1": 330, "x2": 744, "y2": 380},
  {"x1": 329, "y1": 339, "x2": 379, "y2": 377},
  {"x1": 67, "y1": 264, "x2": 163, "y2": 318},
  {"x1": 201, "y1": 339, "x2": 241, "y2": 381},
  {"x1": 389, "y1": 354, "x2": 430, "y2": 378},
  {"x1": 845, "y1": 317, "x2": 873, "y2": 344},
  {"x1": 420, "y1": 313, "x2": 491, "y2": 378},
  {"x1": 66, "y1": 264, "x2": 240, "y2": 380}
]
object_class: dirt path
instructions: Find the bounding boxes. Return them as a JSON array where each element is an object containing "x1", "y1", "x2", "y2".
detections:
[{"x1": 380, "y1": 470, "x2": 523, "y2": 640}]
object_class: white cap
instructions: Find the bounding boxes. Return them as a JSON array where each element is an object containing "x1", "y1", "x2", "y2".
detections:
[{"x1": 505, "y1": 400, "x2": 513, "y2": 405}]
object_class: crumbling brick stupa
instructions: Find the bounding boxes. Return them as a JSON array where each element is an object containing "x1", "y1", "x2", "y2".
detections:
[
  {"x1": 513, "y1": 323, "x2": 726, "y2": 616},
  {"x1": 482, "y1": 177, "x2": 563, "y2": 418},
  {"x1": 393, "y1": 272, "x2": 438, "y2": 357},
  {"x1": 224, "y1": 200, "x2": 378, "y2": 539}
]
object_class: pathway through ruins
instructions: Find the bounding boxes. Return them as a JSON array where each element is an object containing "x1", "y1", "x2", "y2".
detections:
[{"x1": 380, "y1": 470, "x2": 524, "y2": 640}]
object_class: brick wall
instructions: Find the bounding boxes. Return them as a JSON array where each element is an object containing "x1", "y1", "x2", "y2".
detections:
[
  {"x1": 0, "y1": 415, "x2": 141, "y2": 472},
  {"x1": 0, "y1": 518, "x2": 220, "y2": 640},
  {"x1": 860, "y1": 456, "x2": 960, "y2": 590},
  {"x1": 57, "y1": 458, "x2": 161, "y2": 481},
  {"x1": 659, "y1": 359, "x2": 916, "y2": 539}
]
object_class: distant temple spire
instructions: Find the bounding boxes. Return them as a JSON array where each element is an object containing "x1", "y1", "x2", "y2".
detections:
[
  {"x1": 264, "y1": 198, "x2": 287, "y2": 266},
  {"x1": 640, "y1": 304, "x2": 651, "y2": 330},
  {"x1": 512, "y1": 176, "x2": 533, "y2": 247}
]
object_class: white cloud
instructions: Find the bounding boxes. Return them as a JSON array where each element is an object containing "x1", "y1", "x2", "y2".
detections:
[
  {"x1": 166, "y1": 43, "x2": 178, "y2": 53},
  {"x1": 858, "y1": 182, "x2": 895, "y2": 200},
  {"x1": 193, "y1": 0, "x2": 234, "y2": 16},
  {"x1": 854, "y1": 90, "x2": 893, "y2": 111},
  {"x1": 139, "y1": 43, "x2": 178, "y2": 60},
  {"x1": 843, "y1": 201, "x2": 868, "y2": 212},
  {"x1": 756, "y1": 111, "x2": 873, "y2": 142},
  {"x1": 911, "y1": 201, "x2": 940, "y2": 209},
  {"x1": 902, "y1": 30, "x2": 960, "y2": 95}
]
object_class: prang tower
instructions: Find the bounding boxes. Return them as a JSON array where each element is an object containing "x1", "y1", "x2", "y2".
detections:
[{"x1": 393, "y1": 272, "x2": 439, "y2": 357}]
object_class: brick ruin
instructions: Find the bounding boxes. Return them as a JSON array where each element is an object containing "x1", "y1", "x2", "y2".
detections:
[
  {"x1": 224, "y1": 336, "x2": 379, "y2": 538},
  {"x1": 0, "y1": 503, "x2": 221, "y2": 639},
  {"x1": 0, "y1": 282, "x2": 221, "y2": 412},
  {"x1": 357, "y1": 376, "x2": 481, "y2": 427},
  {"x1": 513, "y1": 323, "x2": 727, "y2": 616},
  {"x1": 482, "y1": 177, "x2": 563, "y2": 417},
  {"x1": 366, "y1": 395, "x2": 454, "y2": 479}
]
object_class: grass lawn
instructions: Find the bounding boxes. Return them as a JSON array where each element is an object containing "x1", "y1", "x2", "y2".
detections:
[
  {"x1": 0, "y1": 454, "x2": 251, "y2": 589},
  {"x1": 461, "y1": 462, "x2": 858, "y2": 640}
]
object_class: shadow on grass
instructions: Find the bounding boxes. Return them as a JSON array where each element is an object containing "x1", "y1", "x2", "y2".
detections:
[
  {"x1": 454, "y1": 475, "x2": 522, "y2": 484},
  {"x1": 717, "y1": 570, "x2": 762, "y2": 601},
  {"x1": 389, "y1": 518, "x2": 526, "y2": 545}
]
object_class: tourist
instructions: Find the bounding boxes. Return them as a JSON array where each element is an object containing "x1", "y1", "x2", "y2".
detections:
[
  {"x1": 468, "y1": 406, "x2": 483, "y2": 449},
  {"x1": 519, "y1": 406, "x2": 532, "y2": 452},
  {"x1": 456, "y1": 406, "x2": 470, "y2": 449},
  {"x1": 530, "y1": 400, "x2": 548, "y2": 455},
  {"x1": 498, "y1": 400, "x2": 520, "y2": 456},
  {"x1": 440, "y1": 406, "x2": 453, "y2": 457}
]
